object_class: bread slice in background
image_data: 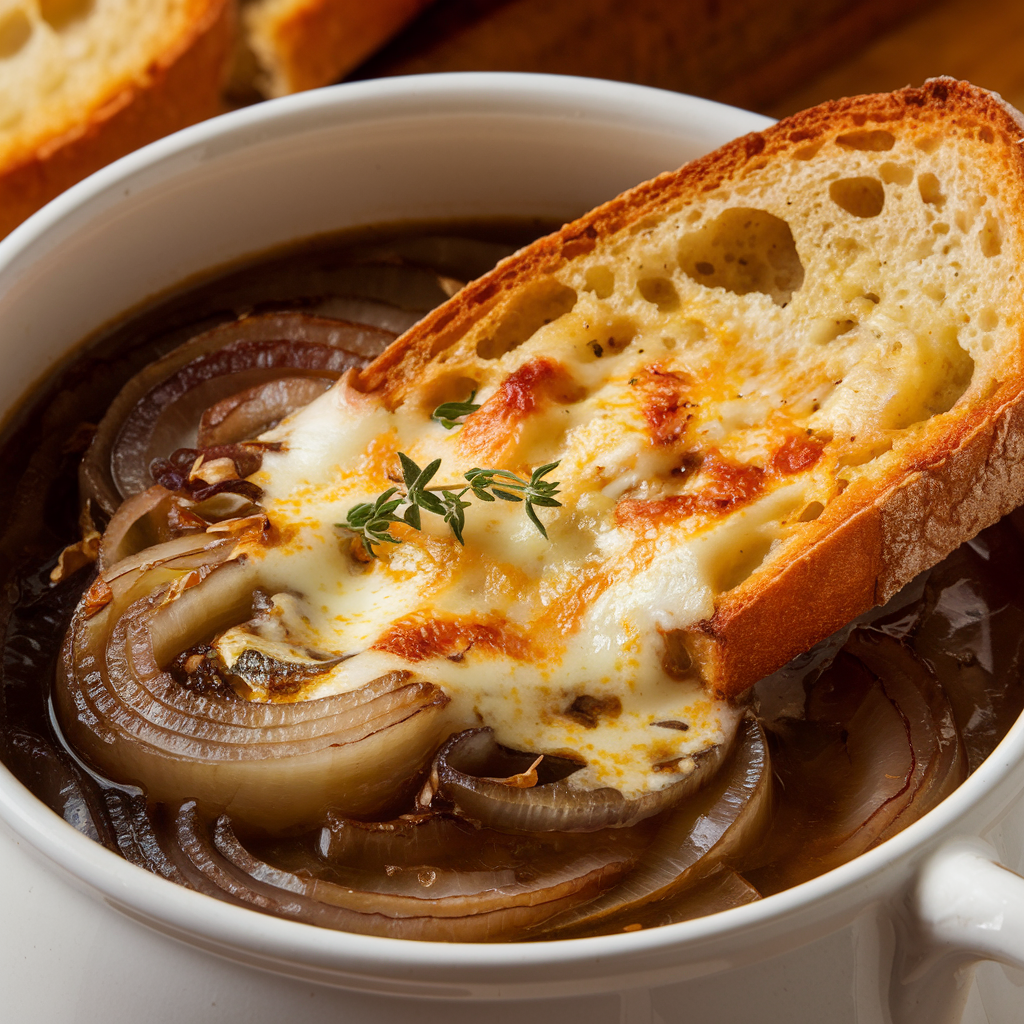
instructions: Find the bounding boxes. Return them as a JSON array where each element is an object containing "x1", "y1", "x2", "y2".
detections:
[
  {"x1": 357, "y1": 78, "x2": 1024, "y2": 698},
  {"x1": 237, "y1": 0, "x2": 434, "y2": 98},
  {"x1": 0, "y1": 0, "x2": 434, "y2": 237},
  {"x1": 0, "y1": 0, "x2": 233, "y2": 239}
]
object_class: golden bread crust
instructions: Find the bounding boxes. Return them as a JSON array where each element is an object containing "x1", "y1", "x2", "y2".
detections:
[
  {"x1": 243, "y1": 0, "x2": 433, "y2": 97},
  {"x1": 356, "y1": 79, "x2": 1024, "y2": 699}
]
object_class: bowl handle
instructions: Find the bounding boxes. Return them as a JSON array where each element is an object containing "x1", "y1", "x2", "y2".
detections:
[{"x1": 891, "y1": 838, "x2": 1024, "y2": 1024}]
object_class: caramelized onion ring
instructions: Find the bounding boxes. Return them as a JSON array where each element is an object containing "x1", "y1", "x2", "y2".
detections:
[
  {"x1": 831, "y1": 631, "x2": 966, "y2": 853},
  {"x1": 82, "y1": 312, "x2": 396, "y2": 515},
  {"x1": 55, "y1": 545, "x2": 454, "y2": 830},
  {"x1": 536, "y1": 717, "x2": 771, "y2": 936},
  {"x1": 432, "y1": 727, "x2": 730, "y2": 832},
  {"x1": 165, "y1": 805, "x2": 653, "y2": 941},
  {"x1": 752, "y1": 629, "x2": 968, "y2": 892},
  {"x1": 97, "y1": 485, "x2": 188, "y2": 570},
  {"x1": 197, "y1": 377, "x2": 332, "y2": 447}
]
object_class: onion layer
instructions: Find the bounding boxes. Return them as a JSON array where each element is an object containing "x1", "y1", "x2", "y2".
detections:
[
  {"x1": 163, "y1": 804, "x2": 653, "y2": 941},
  {"x1": 750, "y1": 628, "x2": 966, "y2": 891},
  {"x1": 535, "y1": 716, "x2": 771, "y2": 937},
  {"x1": 55, "y1": 542, "x2": 454, "y2": 830},
  {"x1": 429, "y1": 727, "x2": 730, "y2": 833},
  {"x1": 82, "y1": 312, "x2": 396, "y2": 515}
]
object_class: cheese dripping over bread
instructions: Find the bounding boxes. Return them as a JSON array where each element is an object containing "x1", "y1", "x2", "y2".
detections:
[{"x1": 220, "y1": 79, "x2": 1024, "y2": 797}]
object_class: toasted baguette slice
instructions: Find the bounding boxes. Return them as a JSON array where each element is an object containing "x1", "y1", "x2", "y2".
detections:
[
  {"x1": 0, "y1": 0, "x2": 232, "y2": 239},
  {"x1": 239, "y1": 0, "x2": 434, "y2": 98},
  {"x1": 356, "y1": 78, "x2": 1024, "y2": 698}
]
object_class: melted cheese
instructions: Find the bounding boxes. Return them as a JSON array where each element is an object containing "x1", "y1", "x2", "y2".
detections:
[
  {"x1": 218, "y1": 286, "x2": 909, "y2": 793},
  {"x1": 219, "y1": 305, "x2": 835, "y2": 795},
  {"x1": 211, "y1": 136, "x2": 1006, "y2": 796}
]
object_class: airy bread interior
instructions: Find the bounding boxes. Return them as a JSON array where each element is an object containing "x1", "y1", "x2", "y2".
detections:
[{"x1": 0, "y1": 0, "x2": 232, "y2": 238}]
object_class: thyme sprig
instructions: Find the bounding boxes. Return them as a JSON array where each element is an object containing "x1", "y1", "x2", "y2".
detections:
[
  {"x1": 431, "y1": 392, "x2": 481, "y2": 429},
  {"x1": 340, "y1": 455, "x2": 561, "y2": 556}
]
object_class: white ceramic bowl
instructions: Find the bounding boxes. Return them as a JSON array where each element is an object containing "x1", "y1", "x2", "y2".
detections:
[{"x1": 1, "y1": 74, "x2": 1023, "y2": 1024}]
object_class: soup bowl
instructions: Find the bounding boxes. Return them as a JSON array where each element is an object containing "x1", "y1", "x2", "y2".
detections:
[{"x1": 0, "y1": 73, "x2": 1023, "y2": 1024}]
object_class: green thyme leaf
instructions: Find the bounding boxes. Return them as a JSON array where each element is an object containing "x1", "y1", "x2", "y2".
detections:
[
  {"x1": 432, "y1": 391, "x2": 480, "y2": 429},
  {"x1": 524, "y1": 501, "x2": 548, "y2": 539},
  {"x1": 440, "y1": 489, "x2": 472, "y2": 545},
  {"x1": 339, "y1": 454, "x2": 561, "y2": 553},
  {"x1": 337, "y1": 487, "x2": 407, "y2": 557}
]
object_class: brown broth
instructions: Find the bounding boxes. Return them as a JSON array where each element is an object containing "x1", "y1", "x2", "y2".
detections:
[{"x1": 2, "y1": 223, "x2": 1022, "y2": 940}]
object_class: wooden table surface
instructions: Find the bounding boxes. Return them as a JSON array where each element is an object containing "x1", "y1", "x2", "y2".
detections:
[
  {"x1": 768, "y1": 0, "x2": 1024, "y2": 117},
  {"x1": 351, "y1": 0, "x2": 1024, "y2": 120}
]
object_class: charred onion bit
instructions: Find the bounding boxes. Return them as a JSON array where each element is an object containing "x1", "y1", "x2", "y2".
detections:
[
  {"x1": 149, "y1": 442, "x2": 279, "y2": 502},
  {"x1": 164, "y1": 805, "x2": 654, "y2": 941},
  {"x1": 81, "y1": 313, "x2": 397, "y2": 516},
  {"x1": 432, "y1": 728, "x2": 729, "y2": 833}
]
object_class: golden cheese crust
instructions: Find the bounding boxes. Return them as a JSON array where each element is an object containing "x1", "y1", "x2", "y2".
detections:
[{"x1": 355, "y1": 79, "x2": 1024, "y2": 698}]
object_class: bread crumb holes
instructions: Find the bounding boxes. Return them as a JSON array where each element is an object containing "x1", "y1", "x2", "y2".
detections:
[
  {"x1": 829, "y1": 177, "x2": 885, "y2": 218},
  {"x1": 879, "y1": 163, "x2": 913, "y2": 186},
  {"x1": 677, "y1": 208, "x2": 804, "y2": 305},
  {"x1": 638, "y1": 276, "x2": 680, "y2": 312},
  {"x1": 0, "y1": 9, "x2": 31, "y2": 58},
  {"x1": 980, "y1": 215, "x2": 1002, "y2": 257},
  {"x1": 794, "y1": 143, "x2": 823, "y2": 160},
  {"x1": 835, "y1": 130, "x2": 895, "y2": 152},
  {"x1": 584, "y1": 266, "x2": 615, "y2": 299},
  {"x1": 39, "y1": 0, "x2": 94, "y2": 30},
  {"x1": 918, "y1": 173, "x2": 946, "y2": 208},
  {"x1": 979, "y1": 308, "x2": 999, "y2": 332},
  {"x1": 476, "y1": 281, "x2": 577, "y2": 359},
  {"x1": 798, "y1": 501, "x2": 824, "y2": 522}
]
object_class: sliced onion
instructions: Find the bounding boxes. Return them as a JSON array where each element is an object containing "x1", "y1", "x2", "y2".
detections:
[
  {"x1": 750, "y1": 629, "x2": 966, "y2": 892},
  {"x1": 902, "y1": 524, "x2": 1024, "y2": 772},
  {"x1": 597, "y1": 869, "x2": 762, "y2": 935},
  {"x1": 55, "y1": 547, "x2": 454, "y2": 830},
  {"x1": 81, "y1": 312, "x2": 396, "y2": 515},
  {"x1": 97, "y1": 485, "x2": 196, "y2": 570},
  {"x1": 840, "y1": 631, "x2": 966, "y2": 846},
  {"x1": 197, "y1": 377, "x2": 332, "y2": 447},
  {"x1": 430, "y1": 727, "x2": 730, "y2": 833},
  {"x1": 163, "y1": 804, "x2": 652, "y2": 941},
  {"x1": 535, "y1": 717, "x2": 771, "y2": 937}
]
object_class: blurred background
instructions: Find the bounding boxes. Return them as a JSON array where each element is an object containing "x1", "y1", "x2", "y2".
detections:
[
  {"x1": 345, "y1": 0, "x2": 1024, "y2": 119},
  {"x1": 2, "y1": 0, "x2": 1022, "y2": 238}
]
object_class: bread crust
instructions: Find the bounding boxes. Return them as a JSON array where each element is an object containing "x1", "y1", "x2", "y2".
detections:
[
  {"x1": 356, "y1": 78, "x2": 1024, "y2": 699},
  {"x1": 0, "y1": 0, "x2": 233, "y2": 240},
  {"x1": 243, "y1": 0, "x2": 433, "y2": 97}
]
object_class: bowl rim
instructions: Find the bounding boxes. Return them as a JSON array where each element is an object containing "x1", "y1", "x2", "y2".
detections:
[{"x1": 0, "y1": 69, "x2": 1021, "y2": 987}]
